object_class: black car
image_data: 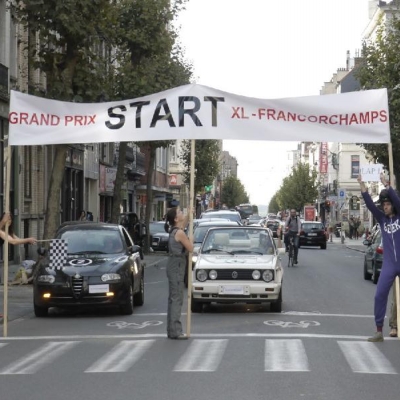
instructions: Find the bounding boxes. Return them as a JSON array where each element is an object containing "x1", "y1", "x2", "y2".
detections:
[
  {"x1": 33, "y1": 222, "x2": 144, "y2": 317},
  {"x1": 298, "y1": 222, "x2": 327, "y2": 249},
  {"x1": 149, "y1": 221, "x2": 169, "y2": 252},
  {"x1": 265, "y1": 219, "x2": 283, "y2": 239},
  {"x1": 363, "y1": 227, "x2": 383, "y2": 284}
]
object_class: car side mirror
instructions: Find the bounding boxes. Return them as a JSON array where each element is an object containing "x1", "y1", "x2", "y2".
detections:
[
  {"x1": 131, "y1": 244, "x2": 144, "y2": 260},
  {"x1": 277, "y1": 247, "x2": 286, "y2": 255}
]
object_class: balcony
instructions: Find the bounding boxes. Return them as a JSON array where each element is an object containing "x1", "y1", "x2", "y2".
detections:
[
  {"x1": 0, "y1": 63, "x2": 9, "y2": 101},
  {"x1": 128, "y1": 149, "x2": 146, "y2": 179}
]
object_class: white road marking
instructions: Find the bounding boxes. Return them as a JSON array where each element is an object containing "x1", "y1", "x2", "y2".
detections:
[
  {"x1": 0, "y1": 333, "x2": 398, "y2": 341},
  {"x1": 265, "y1": 339, "x2": 309, "y2": 371},
  {"x1": 144, "y1": 281, "x2": 164, "y2": 285},
  {"x1": 0, "y1": 341, "x2": 79, "y2": 374},
  {"x1": 174, "y1": 339, "x2": 228, "y2": 371},
  {"x1": 0, "y1": 343, "x2": 8, "y2": 349},
  {"x1": 338, "y1": 341, "x2": 397, "y2": 374},
  {"x1": 85, "y1": 340, "x2": 154, "y2": 373}
]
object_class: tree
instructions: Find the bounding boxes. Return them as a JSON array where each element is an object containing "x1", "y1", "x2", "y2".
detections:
[
  {"x1": 109, "y1": 0, "x2": 192, "y2": 228},
  {"x1": 220, "y1": 176, "x2": 249, "y2": 208},
  {"x1": 277, "y1": 162, "x2": 318, "y2": 211},
  {"x1": 10, "y1": 0, "x2": 119, "y2": 239},
  {"x1": 108, "y1": 0, "x2": 193, "y2": 253},
  {"x1": 180, "y1": 140, "x2": 221, "y2": 195},
  {"x1": 268, "y1": 194, "x2": 280, "y2": 214},
  {"x1": 355, "y1": 12, "x2": 400, "y2": 184}
]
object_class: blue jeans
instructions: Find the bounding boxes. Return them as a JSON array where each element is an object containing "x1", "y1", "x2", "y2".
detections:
[{"x1": 284, "y1": 232, "x2": 299, "y2": 260}]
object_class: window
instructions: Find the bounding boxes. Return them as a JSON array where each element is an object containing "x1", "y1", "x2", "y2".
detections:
[
  {"x1": 170, "y1": 144, "x2": 177, "y2": 162},
  {"x1": 351, "y1": 155, "x2": 359, "y2": 178}
]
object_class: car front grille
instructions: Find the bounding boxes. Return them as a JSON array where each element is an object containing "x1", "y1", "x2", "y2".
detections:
[
  {"x1": 212, "y1": 269, "x2": 257, "y2": 280},
  {"x1": 72, "y1": 276, "x2": 84, "y2": 296}
]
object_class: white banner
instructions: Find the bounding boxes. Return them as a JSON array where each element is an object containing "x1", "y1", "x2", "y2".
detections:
[{"x1": 8, "y1": 84, "x2": 390, "y2": 145}]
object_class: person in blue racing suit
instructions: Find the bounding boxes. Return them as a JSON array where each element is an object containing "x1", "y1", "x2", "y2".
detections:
[{"x1": 358, "y1": 173, "x2": 400, "y2": 341}]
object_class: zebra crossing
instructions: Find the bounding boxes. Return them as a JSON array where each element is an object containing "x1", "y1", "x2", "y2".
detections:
[{"x1": 0, "y1": 338, "x2": 398, "y2": 375}]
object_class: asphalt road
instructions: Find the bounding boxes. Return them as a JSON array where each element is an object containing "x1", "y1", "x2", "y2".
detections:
[{"x1": 1, "y1": 242, "x2": 400, "y2": 400}]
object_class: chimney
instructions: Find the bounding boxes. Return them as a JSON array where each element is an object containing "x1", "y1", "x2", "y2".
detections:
[{"x1": 346, "y1": 50, "x2": 350, "y2": 70}]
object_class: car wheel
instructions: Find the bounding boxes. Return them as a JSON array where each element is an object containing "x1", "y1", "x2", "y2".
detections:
[
  {"x1": 34, "y1": 302, "x2": 48, "y2": 317},
  {"x1": 270, "y1": 290, "x2": 282, "y2": 313},
  {"x1": 364, "y1": 260, "x2": 372, "y2": 280},
  {"x1": 191, "y1": 300, "x2": 203, "y2": 313},
  {"x1": 372, "y1": 263, "x2": 379, "y2": 285},
  {"x1": 120, "y1": 284, "x2": 134, "y2": 315},
  {"x1": 133, "y1": 275, "x2": 144, "y2": 306}
]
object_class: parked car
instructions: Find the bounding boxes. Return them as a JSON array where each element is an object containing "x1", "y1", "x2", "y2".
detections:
[
  {"x1": 363, "y1": 227, "x2": 383, "y2": 284},
  {"x1": 246, "y1": 214, "x2": 264, "y2": 225},
  {"x1": 191, "y1": 226, "x2": 285, "y2": 313},
  {"x1": 149, "y1": 221, "x2": 169, "y2": 252},
  {"x1": 298, "y1": 221, "x2": 327, "y2": 249},
  {"x1": 199, "y1": 210, "x2": 242, "y2": 224},
  {"x1": 33, "y1": 222, "x2": 144, "y2": 317}
]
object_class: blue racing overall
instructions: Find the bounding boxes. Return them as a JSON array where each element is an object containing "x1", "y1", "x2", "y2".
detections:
[{"x1": 362, "y1": 187, "x2": 400, "y2": 328}]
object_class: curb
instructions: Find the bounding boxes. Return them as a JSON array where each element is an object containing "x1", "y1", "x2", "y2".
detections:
[{"x1": 345, "y1": 245, "x2": 365, "y2": 254}]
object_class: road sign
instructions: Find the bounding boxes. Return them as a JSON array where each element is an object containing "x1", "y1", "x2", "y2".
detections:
[
  {"x1": 338, "y1": 188, "x2": 346, "y2": 201},
  {"x1": 169, "y1": 174, "x2": 177, "y2": 185}
]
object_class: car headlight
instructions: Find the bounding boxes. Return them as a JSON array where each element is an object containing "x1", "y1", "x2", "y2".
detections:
[
  {"x1": 252, "y1": 270, "x2": 261, "y2": 280},
  {"x1": 101, "y1": 273, "x2": 121, "y2": 282},
  {"x1": 37, "y1": 275, "x2": 55, "y2": 284},
  {"x1": 209, "y1": 270, "x2": 218, "y2": 280},
  {"x1": 262, "y1": 270, "x2": 274, "y2": 282},
  {"x1": 196, "y1": 269, "x2": 207, "y2": 282},
  {"x1": 192, "y1": 254, "x2": 198, "y2": 264}
]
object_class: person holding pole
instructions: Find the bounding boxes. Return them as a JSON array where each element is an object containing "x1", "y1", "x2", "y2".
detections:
[
  {"x1": 164, "y1": 206, "x2": 193, "y2": 340},
  {"x1": 357, "y1": 173, "x2": 400, "y2": 341},
  {"x1": 0, "y1": 213, "x2": 37, "y2": 246}
]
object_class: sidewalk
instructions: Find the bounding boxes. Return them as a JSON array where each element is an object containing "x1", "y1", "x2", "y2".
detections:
[{"x1": 328, "y1": 235, "x2": 366, "y2": 253}]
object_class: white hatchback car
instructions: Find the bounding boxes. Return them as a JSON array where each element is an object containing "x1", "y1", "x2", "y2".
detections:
[{"x1": 191, "y1": 226, "x2": 285, "y2": 313}]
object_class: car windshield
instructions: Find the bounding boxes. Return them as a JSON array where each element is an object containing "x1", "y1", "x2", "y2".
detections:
[
  {"x1": 59, "y1": 229, "x2": 124, "y2": 254},
  {"x1": 149, "y1": 223, "x2": 166, "y2": 234},
  {"x1": 202, "y1": 228, "x2": 275, "y2": 255}
]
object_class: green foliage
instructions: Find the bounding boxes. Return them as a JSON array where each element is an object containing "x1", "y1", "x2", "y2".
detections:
[
  {"x1": 180, "y1": 140, "x2": 221, "y2": 194},
  {"x1": 355, "y1": 13, "x2": 400, "y2": 183},
  {"x1": 221, "y1": 176, "x2": 249, "y2": 208},
  {"x1": 276, "y1": 162, "x2": 318, "y2": 211},
  {"x1": 268, "y1": 193, "x2": 280, "y2": 214}
]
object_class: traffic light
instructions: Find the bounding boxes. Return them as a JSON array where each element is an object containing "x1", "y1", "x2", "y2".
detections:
[{"x1": 325, "y1": 200, "x2": 331, "y2": 212}]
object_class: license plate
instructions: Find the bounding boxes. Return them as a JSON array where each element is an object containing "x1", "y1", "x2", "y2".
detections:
[
  {"x1": 308, "y1": 233, "x2": 317, "y2": 236},
  {"x1": 89, "y1": 284, "x2": 109, "y2": 294},
  {"x1": 152, "y1": 242, "x2": 158, "y2": 246},
  {"x1": 220, "y1": 285, "x2": 244, "y2": 295}
]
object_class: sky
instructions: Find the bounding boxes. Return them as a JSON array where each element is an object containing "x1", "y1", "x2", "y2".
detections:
[{"x1": 177, "y1": 0, "x2": 371, "y2": 207}]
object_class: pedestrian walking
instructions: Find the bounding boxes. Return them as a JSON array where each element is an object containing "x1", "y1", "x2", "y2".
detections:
[
  {"x1": 358, "y1": 173, "x2": 400, "y2": 341},
  {"x1": 164, "y1": 206, "x2": 193, "y2": 340}
]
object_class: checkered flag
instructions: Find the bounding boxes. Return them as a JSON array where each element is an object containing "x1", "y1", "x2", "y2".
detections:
[{"x1": 49, "y1": 239, "x2": 68, "y2": 269}]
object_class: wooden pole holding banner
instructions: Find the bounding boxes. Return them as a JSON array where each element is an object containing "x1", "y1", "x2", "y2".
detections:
[
  {"x1": 186, "y1": 139, "x2": 195, "y2": 337},
  {"x1": 387, "y1": 142, "x2": 400, "y2": 338},
  {"x1": 2, "y1": 144, "x2": 12, "y2": 337}
]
